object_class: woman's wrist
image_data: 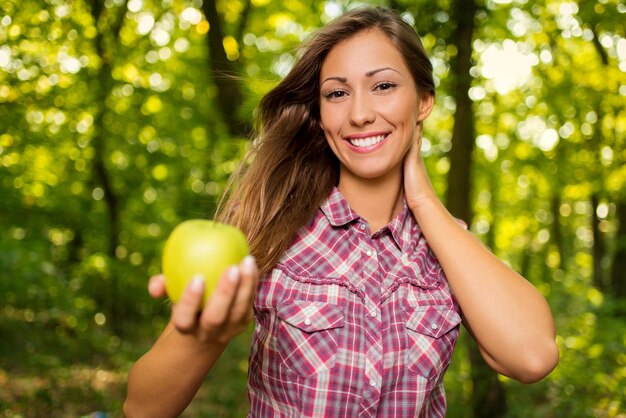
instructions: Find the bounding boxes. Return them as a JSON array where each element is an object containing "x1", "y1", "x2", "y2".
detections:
[
  {"x1": 407, "y1": 192, "x2": 443, "y2": 222},
  {"x1": 171, "y1": 325, "x2": 230, "y2": 354}
]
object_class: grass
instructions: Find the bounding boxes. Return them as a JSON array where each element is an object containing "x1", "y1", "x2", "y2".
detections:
[{"x1": 0, "y1": 306, "x2": 252, "y2": 418}]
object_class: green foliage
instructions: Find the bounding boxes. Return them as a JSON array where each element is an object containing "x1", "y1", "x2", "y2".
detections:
[{"x1": 1, "y1": 0, "x2": 625, "y2": 416}]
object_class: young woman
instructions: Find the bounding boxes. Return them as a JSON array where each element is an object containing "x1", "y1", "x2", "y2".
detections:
[{"x1": 124, "y1": 7, "x2": 558, "y2": 417}]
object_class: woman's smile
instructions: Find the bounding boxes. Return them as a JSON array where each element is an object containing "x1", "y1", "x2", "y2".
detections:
[{"x1": 343, "y1": 132, "x2": 390, "y2": 152}]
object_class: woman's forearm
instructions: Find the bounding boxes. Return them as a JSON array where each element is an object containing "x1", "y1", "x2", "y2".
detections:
[
  {"x1": 124, "y1": 322, "x2": 228, "y2": 418},
  {"x1": 409, "y1": 195, "x2": 558, "y2": 382}
]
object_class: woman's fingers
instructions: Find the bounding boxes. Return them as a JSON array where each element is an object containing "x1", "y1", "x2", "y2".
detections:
[
  {"x1": 148, "y1": 274, "x2": 167, "y2": 299},
  {"x1": 172, "y1": 275, "x2": 205, "y2": 333},
  {"x1": 197, "y1": 266, "x2": 241, "y2": 342},
  {"x1": 166, "y1": 257, "x2": 258, "y2": 343},
  {"x1": 230, "y1": 256, "x2": 258, "y2": 324},
  {"x1": 407, "y1": 123, "x2": 422, "y2": 162},
  {"x1": 414, "y1": 121, "x2": 423, "y2": 150}
]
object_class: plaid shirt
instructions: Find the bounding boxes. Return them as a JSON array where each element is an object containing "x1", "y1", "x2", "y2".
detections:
[{"x1": 248, "y1": 187, "x2": 462, "y2": 417}]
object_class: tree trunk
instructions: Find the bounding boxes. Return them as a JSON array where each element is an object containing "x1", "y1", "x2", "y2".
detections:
[
  {"x1": 591, "y1": 193, "x2": 606, "y2": 289},
  {"x1": 201, "y1": 0, "x2": 251, "y2": 137},
  {"x1": 88, "y1": 0, "x2": 127, "y2": 259},
  {"x1": 92, "y1": 61, "x2": 119, "y2": 259},
  {"x1": 446, "y1": 0, "x2": 476, "y2": 224},
  {"x1": 610, "y1": 200, "x2": 626, "y2": 299},
  {"x1": 446, "y1": 0, "x2": 507, "y2": 416},
  {"x1": 551, "y1": 194, "x2": 564, "y2": 270},
  {"x1": 89, "y1": 0, "x2": 127, "y2": 328},
  {"x1": 589, "y1": 27, "x2": 609, "y2": 292}
]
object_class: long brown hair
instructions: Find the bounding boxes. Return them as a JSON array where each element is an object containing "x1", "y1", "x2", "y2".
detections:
[{"x1": 216, "y1": 7, "x2": 435, "y2": 274}]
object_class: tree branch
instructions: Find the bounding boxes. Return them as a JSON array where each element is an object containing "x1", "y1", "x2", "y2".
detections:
[{"x1": 591, "y1": 27, "x2": 609, "y2": 66}]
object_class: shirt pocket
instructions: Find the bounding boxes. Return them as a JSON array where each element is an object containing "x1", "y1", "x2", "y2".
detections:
[
  {"x1": 404, "y1": 304, "x2": 462, "y2": 381},
  {"x1": 276, "y1": 300, "x2": 345, "y2": 379}
]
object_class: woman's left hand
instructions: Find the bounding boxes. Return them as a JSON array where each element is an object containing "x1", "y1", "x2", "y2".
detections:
[
  {"x1": 403, "y1": 124, "x2": 559, "y2": 383},
  {"x1": 403, "y1": 122, "x2": 437, "y2": 211}
]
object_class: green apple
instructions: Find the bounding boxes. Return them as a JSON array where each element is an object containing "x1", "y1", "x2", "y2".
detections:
[{"x1": 162, "y1": 219, "x2": 249, "y2": 306}]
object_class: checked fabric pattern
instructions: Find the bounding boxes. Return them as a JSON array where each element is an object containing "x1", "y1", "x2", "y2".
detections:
[{"x1": 247, "y1": 187, "x2": 462, "y2": 418}]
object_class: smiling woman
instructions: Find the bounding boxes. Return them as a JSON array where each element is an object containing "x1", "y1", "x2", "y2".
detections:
[
  {"x1": 319, "y1": 30, "x2": 433, "y2": 223},
  {"x1": 125, "y1": 6, "x2": 558, "y2": 418}
]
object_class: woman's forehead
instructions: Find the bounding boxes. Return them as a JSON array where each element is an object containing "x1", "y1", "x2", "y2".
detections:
[{"x1": 320, "y1": 30, "x2": 408, "y2": 80}]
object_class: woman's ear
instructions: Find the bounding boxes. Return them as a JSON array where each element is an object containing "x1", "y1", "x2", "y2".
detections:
[{"x1": 417, "y1": 92, "x2": 435, "y2": 122}]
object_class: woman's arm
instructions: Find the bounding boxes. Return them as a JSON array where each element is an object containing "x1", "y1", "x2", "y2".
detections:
[
  {"x1": 124, "y1": 257, "x2": 258, "y2": 418},
  {"x1": 403, "y1": 132, "x2": 559, "y2": 383}
]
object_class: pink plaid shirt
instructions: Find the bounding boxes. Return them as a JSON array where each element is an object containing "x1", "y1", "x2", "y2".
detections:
[{"x1": 248, "y1": 187, "x2": 462, "y2": 417}]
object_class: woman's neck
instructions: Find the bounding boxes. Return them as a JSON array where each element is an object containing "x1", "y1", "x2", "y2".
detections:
[{"x1": 337, "y1": 167, "x2": 404, "y2": 233}]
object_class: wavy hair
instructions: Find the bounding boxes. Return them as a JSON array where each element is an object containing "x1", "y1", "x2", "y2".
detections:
[{"x1": 216, "y1": 7, "x2": 435, "y2": 274}]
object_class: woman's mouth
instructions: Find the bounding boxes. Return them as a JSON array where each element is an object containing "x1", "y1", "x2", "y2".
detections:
[
  {"x1": 347, "y1": 134, "x2": 387, "y2": 148},
  {"x1": 344, "y1": 133, "x2": 390, "y2": 153}
]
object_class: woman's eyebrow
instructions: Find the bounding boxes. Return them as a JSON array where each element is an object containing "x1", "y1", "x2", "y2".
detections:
[
  {"x1": 321, "y1": 67, "x2": 400, "y2": 86},
  {"x1": 321, "y1": 76, "x2": 347, "y2": 86},
  {"x1": 365, "y1": 67, "x2": 400, "y2": 77}
]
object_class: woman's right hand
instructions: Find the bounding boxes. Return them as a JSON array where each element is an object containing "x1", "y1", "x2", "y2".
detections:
[
  {"x1": 147, "y1": 255, "x2": 258, "y2": 346},
  {"x1": 125, "y1": 257, "x2": 258, "y2": 417}
]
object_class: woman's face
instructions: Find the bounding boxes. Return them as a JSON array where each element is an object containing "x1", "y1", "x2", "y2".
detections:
[{"x1": 319, "y1": 29, "x2": 433, "y2": 186}]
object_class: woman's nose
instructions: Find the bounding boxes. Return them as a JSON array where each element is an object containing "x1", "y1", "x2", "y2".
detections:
[{"x1": 349, "y1": 93, "x2": 375, "y2": 126}]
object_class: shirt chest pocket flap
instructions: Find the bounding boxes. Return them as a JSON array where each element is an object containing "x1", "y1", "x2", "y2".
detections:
[
  {"x1": 405, "y1": 304, "x2": 461, "y2": 338},
  {"x1": 404, "y1": 304, "x2": 462, "y2": 379},
  {"x1": 276, "y1": 300, "x2": 345, "y2": 378}
]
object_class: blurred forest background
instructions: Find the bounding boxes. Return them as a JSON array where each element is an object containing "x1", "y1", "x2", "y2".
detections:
[{"x1": 0, "y1": 0, "x2": 625, "y2": 416}]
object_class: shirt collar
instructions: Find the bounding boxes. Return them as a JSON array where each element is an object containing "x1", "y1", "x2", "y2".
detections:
[
  {"x1": 386, "y1": 196, "x2": 422, "y2": 252},
  {"x1": 319, "y1": 187, "x2": 360, "y2": 227},
  {"x1": 320, "y1": 187, "x2": 422, "y2": 252}
]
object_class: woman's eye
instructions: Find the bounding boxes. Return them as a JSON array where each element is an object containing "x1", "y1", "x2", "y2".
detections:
[
  {"x1": 324, "y1": 90, "x2": 347, "y2": 100},
  {"x1": 375, "y1": 82, "x2": 397, "y2": 91}
]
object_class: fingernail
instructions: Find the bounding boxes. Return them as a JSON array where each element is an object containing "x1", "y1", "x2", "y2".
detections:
[
  {"x1": 148, "y1": 280, "x2": 160, "y2": 296},
  {"x1": 242, "y1": 255, "x2": 256, "y2": 274},
  {"x1": 228, "y1": 266, "x2": 240, "y2": 283},
  {"x1": 189, "y1": 274, "x2": 205, "y2": 292}
]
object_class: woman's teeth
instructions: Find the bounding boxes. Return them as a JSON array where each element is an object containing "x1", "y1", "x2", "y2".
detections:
[{"x1": 348, "y1": 134, "x2": 387, "y2": 147}]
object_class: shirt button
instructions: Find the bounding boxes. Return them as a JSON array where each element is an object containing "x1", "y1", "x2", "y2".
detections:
[
  {"x1": 304, "y1": 318, "x2": 312, "y2": 326},
  {"x1": 359, "y1": 224, "x2": 366, "y2": 231},
  {"x1": 366, "y1": 250, "x2": 373, "y2": 256},
  {"x1": 430, "y1": 323, "x2": 439, "y2": 330},
  {"x1": 370, "y1": 310, "x2": 377, "y2": 318},
  {"x1": 369, "y1": 379, "x2": 377, "y2": 387}
]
